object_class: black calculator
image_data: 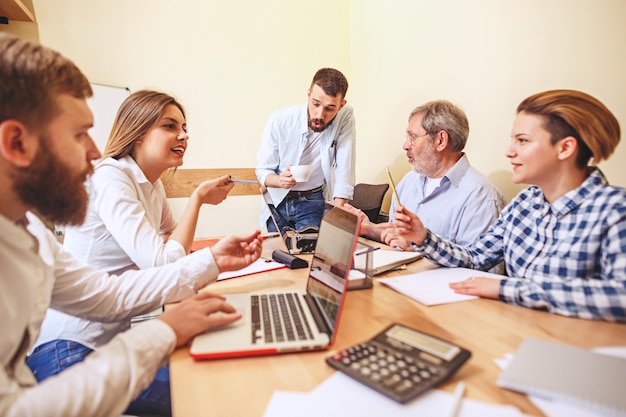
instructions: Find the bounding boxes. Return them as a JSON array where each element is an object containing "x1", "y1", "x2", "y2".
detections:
[{"x1": 326, "y1": 323, "x2": 471, "y2": 403}]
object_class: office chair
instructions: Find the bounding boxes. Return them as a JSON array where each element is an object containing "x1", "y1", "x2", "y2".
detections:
[{"x1": 348, "y1": 183, "x2": 389, "y2": 223}]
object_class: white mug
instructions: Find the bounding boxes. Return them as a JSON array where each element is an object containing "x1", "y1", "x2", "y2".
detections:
[{"x1": 290, "y1": 165, "x2": 312, "y2": 182}]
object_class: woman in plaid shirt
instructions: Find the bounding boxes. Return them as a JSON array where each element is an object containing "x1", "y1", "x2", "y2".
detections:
[{"x1": 385, "y1": 90, "x2": 626, "y2": 323}]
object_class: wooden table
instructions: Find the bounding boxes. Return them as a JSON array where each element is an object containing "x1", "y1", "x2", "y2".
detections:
[{"x1": 170, "y1": 238, "x2": 626, "y2": 416}]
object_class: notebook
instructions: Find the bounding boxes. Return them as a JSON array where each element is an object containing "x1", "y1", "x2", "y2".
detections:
[
  {"x1": 353, "y1": 248, "x2": 423, "y2": 275},
  {"x1": 261, "y1": 187, "x2": 330, "y2": 254},
  {"x1": 497, "y1": 337, "x2": 626, "y2": 417},
  {"x1": 189, "y1": 205, "x2": 361, "y2": 360}
]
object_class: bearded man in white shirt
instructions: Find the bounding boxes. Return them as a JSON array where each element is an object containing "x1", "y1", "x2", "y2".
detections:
[
  {"x1": 0, "y1": 33, "x2": 262, "y2": 417},
  {"x1": 256, "y1": 68, "x2": 356, "y2": 232}
]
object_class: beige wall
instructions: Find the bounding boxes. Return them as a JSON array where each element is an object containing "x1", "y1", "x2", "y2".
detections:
[
  {"x1": 3, "y1": 0, "x2": 625, "y2": 237},
  {"x1": 349, "y1": 0, "x2": 626, "y2": 210}
]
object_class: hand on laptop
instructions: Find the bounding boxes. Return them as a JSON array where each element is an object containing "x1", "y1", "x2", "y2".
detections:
[
  {"x1": 158, "y1": 293, "x2": 242, "y2": 347},
  {"x1": 211, "y1": 230, "x2": 264, "y2": 272}
]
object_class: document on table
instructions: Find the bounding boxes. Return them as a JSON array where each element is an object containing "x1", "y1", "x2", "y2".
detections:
[
  {"x1": 377, "y1": 267, "x2": 504, "y2": 306},
  {"x1": 217, "y1": 258, "x2": 286, "y2": 281},
  {"x1": 495, "y1": 346, "x2": 626, "y2": 417},
  {"x1": 262, "y1": 372, "x2": 526, "y2": 417},
  {"x1": 496, "y1": 340, "x2": 626, "y2": 417}
]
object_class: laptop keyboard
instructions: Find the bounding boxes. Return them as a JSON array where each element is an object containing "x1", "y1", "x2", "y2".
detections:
[{"x1": 251, "y1": 293, "x2": 314, "y2": 344}]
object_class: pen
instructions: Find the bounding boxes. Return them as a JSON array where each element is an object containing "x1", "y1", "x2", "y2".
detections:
[
  {"x1": 354, "y1": 246, "x2": 381, "y2": 256},
  {"x1": 448, "y1": 382, "x2": 465, "y2": 417},
  {"x1": 385, "y1": 166, "x2": 402, "y2": 206},
  {"x1": 260, "y1": 232, "x2": 280, "y2": 240},
  {"x1": 229, "y1": 179, "x2": 258, "y2": 184},
  {"x1": 130, "y1": 313, "x2": 161, "y2": 324}
]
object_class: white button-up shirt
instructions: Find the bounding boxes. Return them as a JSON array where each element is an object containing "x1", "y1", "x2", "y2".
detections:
[
  {"x1": 256, "y1": 103, "x2": 356, "y2": 228},
  {"x1": 391, "y1": 155, "x2": 505, "y2": 246},
  {"x1": 35, "y1": 156, "x2": 188, "y2": 350},
  {"x1": 0, "y1": 212, "x2": 219, "y2": 416}
]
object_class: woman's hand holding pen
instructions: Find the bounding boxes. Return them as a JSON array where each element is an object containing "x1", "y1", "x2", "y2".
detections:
[{"x1": 192, "y1": 175, "x2": 234, "y2": 205}]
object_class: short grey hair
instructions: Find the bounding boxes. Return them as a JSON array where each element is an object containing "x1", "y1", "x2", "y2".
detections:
[{"x1": 409, "y1": 100, "x2": 469, "y2": 152}]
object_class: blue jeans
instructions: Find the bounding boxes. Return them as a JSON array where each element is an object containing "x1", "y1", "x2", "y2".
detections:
[
  {"x1": 266, "y1": 188, "x2": 326, "y2": 232},
  {"x1": 27, "y1": 340, "x2": 172, "y2": 417}
]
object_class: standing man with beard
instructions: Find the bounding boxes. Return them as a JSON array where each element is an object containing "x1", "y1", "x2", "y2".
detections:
[
  {"x1": 350, "y1": 100, "x2": 505, "y2": 250},
  {"x1": 256, "y1": 68, "x2": 355, "y2": 232},
  {"x1": 0, "y1": 34, "x2": 262, "y2": 417}
]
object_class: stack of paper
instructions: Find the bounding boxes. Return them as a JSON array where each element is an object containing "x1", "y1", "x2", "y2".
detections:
[{"x1": 262, "y1": 372, "x2": 526, "y2": 417}]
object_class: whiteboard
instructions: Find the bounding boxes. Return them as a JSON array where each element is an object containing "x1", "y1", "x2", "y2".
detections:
[{"x1": 87, "y1": 83, "x2": 130, "y2": 152}]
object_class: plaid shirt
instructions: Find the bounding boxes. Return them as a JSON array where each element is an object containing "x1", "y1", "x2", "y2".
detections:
[{"x1": 420, "y1": 168, "x2": 626, "y2": 322}]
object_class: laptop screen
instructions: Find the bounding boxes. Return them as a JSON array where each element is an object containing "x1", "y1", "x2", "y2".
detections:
[
  {"x1": 306, "y1": 206, "x2": 359, "y2": 336},
  {"x1": 260, "y1": 187, "x2": 333, "y2": 254},
  {"x1": 260, "y1": 187, "x2": 289, "y2": 239}
]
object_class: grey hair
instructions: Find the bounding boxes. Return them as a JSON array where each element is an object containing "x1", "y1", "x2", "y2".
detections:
[{"x1": 409, "y1": 100, "x2": 469, "y2": 152}]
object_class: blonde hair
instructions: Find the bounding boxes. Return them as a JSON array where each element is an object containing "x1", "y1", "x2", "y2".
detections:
[
  {"x1": 517, "y1": 90, "x2": 620, "y2": 168},
  {"x1": 103, "y1": 90, "x2": 185, "y2": 159}
]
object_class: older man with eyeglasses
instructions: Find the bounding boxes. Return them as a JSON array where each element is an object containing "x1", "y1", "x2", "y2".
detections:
[{"x1": 350, "y1": 100, "x2": 505, "y2": 250}]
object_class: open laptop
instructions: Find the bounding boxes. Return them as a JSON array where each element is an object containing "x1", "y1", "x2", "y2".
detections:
[
  {"x1": 189, "y1": 205, "x2": 361, "y2": 360},
  {"x1": 261, "y1": 187, "x2": 330, "y2": 254}
]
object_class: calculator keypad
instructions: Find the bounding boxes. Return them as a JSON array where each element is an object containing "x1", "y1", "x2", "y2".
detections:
[{"x1": 327, "y1": 341, "x2": 446, "y2": 403}]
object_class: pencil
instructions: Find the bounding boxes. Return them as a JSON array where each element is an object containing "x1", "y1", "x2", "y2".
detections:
[
  {"x1": 260, "y1": 232, "x2": 280, "y2": 240},
  {"x1": 385, "y1": 166, "x2": 402, "y2": 206},
  {"x1": 354, "y1": 246, "x2": 381, "y2": 256},
  {"x1": 447, "y1": 382, "x2": 465, "y2": 417}
]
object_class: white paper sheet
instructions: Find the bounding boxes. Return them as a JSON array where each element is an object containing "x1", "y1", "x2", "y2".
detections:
[
  {"x1": 377, "y1": 267, "x2": 505, "y2": 305},
  {"x1": 217, "y1": 258, "x2": 286, "y2": 281},
  {"x1": 262, "y1": 372, "x2": 526, "y2": 417}
]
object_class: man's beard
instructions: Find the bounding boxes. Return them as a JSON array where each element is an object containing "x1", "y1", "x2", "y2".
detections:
[
  {"x1": 308, "y1": 114, "x2": 338, "y2": 133},
  {"x1": 12, "y1": 136, "x2": 92, "y2": 226},
  {"x1": 308, "y1": 118, "x2": 328, "y2": 133}
]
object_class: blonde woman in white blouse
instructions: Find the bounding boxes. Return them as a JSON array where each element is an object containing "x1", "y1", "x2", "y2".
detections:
[{"x1": 29, "y1": 90, "x2": 234, "y2": 417}]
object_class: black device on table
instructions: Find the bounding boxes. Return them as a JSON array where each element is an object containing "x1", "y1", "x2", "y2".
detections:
[{"x1": 326, "y1": 323, "x2": 471, "y2": 403}]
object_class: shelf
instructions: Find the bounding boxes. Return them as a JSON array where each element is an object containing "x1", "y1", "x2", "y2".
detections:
[{"x1": 0, "y1": 0, "x2": 35, "y2": 22}]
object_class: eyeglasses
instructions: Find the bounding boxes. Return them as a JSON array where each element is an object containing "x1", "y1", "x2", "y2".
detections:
[{"x1": 405, "y1": 132, "x2": 430, "y2": 145}]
